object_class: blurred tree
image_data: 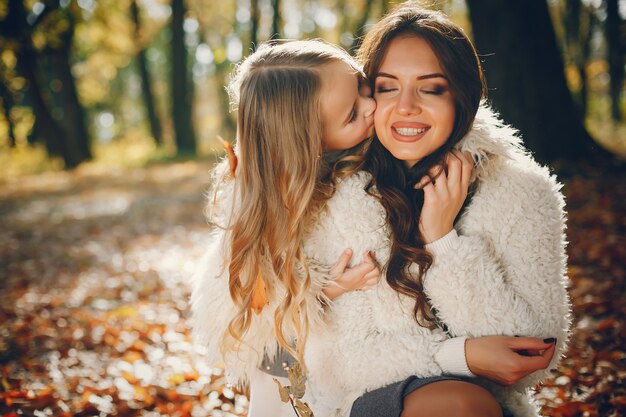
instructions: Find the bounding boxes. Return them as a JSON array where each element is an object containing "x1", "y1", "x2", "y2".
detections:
[
  {"x1": 171, "y1": 0, "x2": 197, "y2": 154},
  {"x1": 466, "y1": 0, "x2": 600, "y2": 162},
  {"x1": 190, "y1": 1, "x2": 237, "y2": 139},
  {"x1": 350, "y1": 0, "x2": 376, "y2": 53},
  {"x1": 564, "y1": 0, "x2": 596, "y2": 117},
  {"x1": 44, "y1": 3, "x2": 92, "y2": 163},
  {"x1": 605, "y1": 0, "x2": 624, "y2": 121},
  {"x1": 271, "y1": 0, "x2": 281, "y2": 39},
  {"x1": 251, "y1": 0, "x2": 260, "y2": 50},
  {"x1": 131, "y1": 0, "x2": 163, "y2": 144},
  {"x1": 0, "y1": 72, "x2": 17, "y2": 147},
  {"x1": 0, "y1": 0, "x2": 91, "y2": 167}
]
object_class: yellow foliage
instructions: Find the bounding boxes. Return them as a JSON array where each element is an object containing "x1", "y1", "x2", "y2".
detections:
[
  {"x1": 1, "y1": 49, "x2": 16, "y2": 70},
  {"x1": 90, "y1": 129, "x2": 161, "y2": 169},
  {"x1": 586, "y1": 60, "x2": 609, "y2": 78},
  {"x1": 564, "y1": 64, "x2": 582, "y2": 92},
  {"x1": 32, "y1": 32, "x2": 46, "y2": 51},
  {"x1": 0, "y1": 105, "x2": 35, "y2": 148},
  {"x1": 0, "y1": 144, "x2": 64, "y2": 178},
  {"x1": 76, "y1": 75, "x2": 110, "y2": 105},
  {"x1": 0, "y1": 129, "x2": 168, "y2": 179},
  {"x1": 10, "y1": 107, "x2": 35, "y2": 142},
  {"x1": 9, "y1": 76, "x2": 25, "y2": 91}
]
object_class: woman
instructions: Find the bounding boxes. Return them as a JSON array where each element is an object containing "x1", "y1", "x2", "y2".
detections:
[{"x1": 299, "y1": 4, "x2": 570, "y2": 417}]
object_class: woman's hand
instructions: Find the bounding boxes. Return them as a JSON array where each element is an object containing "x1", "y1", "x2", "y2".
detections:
[
  {"x1": 416, "y1": 150, "x2": 473, "y2": 244},
  {"x1": 465, "y1": 336, "x2": 557, "y2": 386},
  {"x1": 322, "y1": 249, "x2": 380, "y2": 300}
]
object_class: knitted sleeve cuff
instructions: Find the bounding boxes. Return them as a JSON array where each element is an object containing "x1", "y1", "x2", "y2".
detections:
[
  {"x1": 434, "y1": 336, "x2": 475, "y2": 377},
  {"x1": 424, "y1": 229, "x2": 459, "y2": 257}
]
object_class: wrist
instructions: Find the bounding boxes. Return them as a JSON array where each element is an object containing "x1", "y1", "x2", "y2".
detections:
[
  {"x1": 435, "y1": 336, "x2": 475, "y2": 377},
  {"x1": 424, "y1": 229, "x2": 458, "y2": 256},
  {"x1": 422, "y1": 223, "x2": 454, "y2": 244}
]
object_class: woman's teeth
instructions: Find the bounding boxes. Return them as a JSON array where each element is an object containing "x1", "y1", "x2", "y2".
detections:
[{"x1": 395, "y1": 127, "x2": 427, "y2": 136}]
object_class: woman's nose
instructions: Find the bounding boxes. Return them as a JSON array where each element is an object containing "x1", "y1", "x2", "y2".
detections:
[{"x1": 396, "y1": 90, "x2": 421, "y2": 116}]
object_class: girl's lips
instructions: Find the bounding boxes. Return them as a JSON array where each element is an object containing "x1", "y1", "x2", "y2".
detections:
[{"x1": 391, "y1": 123, "x2": 430, "y2": 142}]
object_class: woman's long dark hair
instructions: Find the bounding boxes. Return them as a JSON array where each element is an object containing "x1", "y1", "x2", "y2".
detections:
[{"x1": 356, "y1": 3, "x2": 486, "y2": 327}]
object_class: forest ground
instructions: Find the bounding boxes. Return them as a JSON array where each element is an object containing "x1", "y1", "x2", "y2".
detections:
[{"x1": 0, "y1": 158, "x2": 624, "y2": 417}]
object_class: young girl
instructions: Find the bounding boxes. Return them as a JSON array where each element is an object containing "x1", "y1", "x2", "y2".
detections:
[
  {"x1": 299, "y1": 4, "x2": 570, "y2": 417},
  {"x1": 190, "y1": 39, "x2": 380, "y2": 416}
]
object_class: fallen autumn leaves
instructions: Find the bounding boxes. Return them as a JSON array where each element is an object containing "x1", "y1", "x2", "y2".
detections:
[{"x1": 0, "y1": 160, "x2": 624, "y2": 417}]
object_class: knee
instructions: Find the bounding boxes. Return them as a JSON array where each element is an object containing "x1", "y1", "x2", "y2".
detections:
[
  {"x1": 450, "y1": 383, "x2": 503, "y2": 417},
  {"x1": 401, "y1": 381, "x2": 503, "y2": 417}
]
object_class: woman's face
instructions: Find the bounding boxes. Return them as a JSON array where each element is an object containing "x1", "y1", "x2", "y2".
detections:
[
  {"x1": 373, "y1": 35, "x2": 456, "y2": 168},
  {"x1": 320, "y1": 60, "x2": 376, "y2": 151}
]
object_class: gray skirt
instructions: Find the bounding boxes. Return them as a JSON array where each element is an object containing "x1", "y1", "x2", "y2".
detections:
[{"x1": 349, "y1": 375, "x2": 514, "y2": 417}]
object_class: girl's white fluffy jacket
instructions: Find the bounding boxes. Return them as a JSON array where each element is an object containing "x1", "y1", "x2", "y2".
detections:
[{"x1": 190, "y1": 106, "x2": 571, "y2": 417}]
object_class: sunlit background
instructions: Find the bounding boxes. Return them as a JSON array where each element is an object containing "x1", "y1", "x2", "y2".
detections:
[{"x1": 0, "y1": 0, "x2": 624, "y2": 176}]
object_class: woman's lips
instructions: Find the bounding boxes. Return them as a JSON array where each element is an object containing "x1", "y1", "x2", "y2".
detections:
[{"x1": 391, "y1": 122, "x2": 430, "y2": 142}]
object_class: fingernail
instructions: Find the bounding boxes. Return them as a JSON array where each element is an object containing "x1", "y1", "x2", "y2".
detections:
[{"x1": 543, "y1": 337, "x2": 556, "y2": 344}]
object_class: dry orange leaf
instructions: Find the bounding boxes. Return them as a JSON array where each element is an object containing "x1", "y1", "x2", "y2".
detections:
[
  {"x1": 219, "y1": 136, "x2": 238, "y2": 178},
  {"x1": 122, "y1": 350, "x2": 143, "y2": 363},
  {"x1": 168, "y1": 373, "x2": 185, "y2": 385},
  {"x1": 251, "y1": 271, "x2": 268, "y2": 314}
]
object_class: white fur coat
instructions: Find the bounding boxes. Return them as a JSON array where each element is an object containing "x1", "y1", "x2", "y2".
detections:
[{"x1": 190, "y1": 106, "x2": 571, "y2": 417}]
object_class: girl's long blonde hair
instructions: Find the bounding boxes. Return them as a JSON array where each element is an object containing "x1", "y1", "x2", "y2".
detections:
[{"x1": 211, "y1": 40, "x2": 364, "y2": 366}]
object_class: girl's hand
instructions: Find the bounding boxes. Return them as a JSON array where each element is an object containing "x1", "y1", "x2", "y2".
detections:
[
  {"x1": 322, "y1": 249, "x2": 380, "y2": 300},
  {"x1": 465, "y1": 336, "x2": 557, "y2": 386},
  {"x1": 416, "y1": 150, "x2": 473, "y2": 244}
]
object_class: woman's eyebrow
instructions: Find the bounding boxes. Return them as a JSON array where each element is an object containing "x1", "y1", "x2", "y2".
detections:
[{"x1": 376, "y1": 72, "x2": 447, "y2": 80}]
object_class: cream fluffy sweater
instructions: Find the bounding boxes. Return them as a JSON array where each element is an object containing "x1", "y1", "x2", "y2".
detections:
[{"x1": 190, "y1": 106, "x2": 571, "y2": 417}]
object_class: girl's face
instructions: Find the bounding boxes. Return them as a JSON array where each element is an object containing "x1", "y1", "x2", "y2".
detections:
[
  {"x1": 373, "y1": 35, "x2": 456, "y2": 168},
  {"x1": 320, "y1": 61, "x2": 376, "y2": 151}
]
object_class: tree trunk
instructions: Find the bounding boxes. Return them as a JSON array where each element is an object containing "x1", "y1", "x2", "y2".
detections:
[
  {"x1": 271, "y1": 0, "x2": 281, "y2": 39},
  {"x1": 131, "y1": 0, "x2": 163, "y2": 144},
  {"x1": 49, "y1": 37, "x2": 92, "y2": 162},
  {"x1": 2, "y1": 0, "x2": 90, "y2": 167},
  {"x1": 578, "y1": 5, "x2": 595, "y2": 117},
  {"x1": 466, "y1": 0, "x2": 599, "y2": 163},
  {"x1": 18, "y1": 48, "x2": 81, "y2": 166},
  {"x1": 171, "y1": 0, "x2": 197, "y2": 155},
  {"x1": 0, "y1": 81, "x2": 17, "y2": 147},
  {"x1": 381, "y1": 0, "x2": 390, "y2": 15},
  {"x1": 605, "y1": 0, "x2": 624, "y2": 121},
  {"x1": 216, "y1": 61, "x2": 236, "y2": 138},
  {"x1": 564, "y1": 0, "x2": 584, "y2": 116},
  {"x1": 250, "y1": 0, "x2": 260, "y2": 50}
]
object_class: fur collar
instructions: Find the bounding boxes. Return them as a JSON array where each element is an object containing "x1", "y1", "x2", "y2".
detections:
[{"x1": 456, "y1": 104, "x2": 529, "y2": 179}]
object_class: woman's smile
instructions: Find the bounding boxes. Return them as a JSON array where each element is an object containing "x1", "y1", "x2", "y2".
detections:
[{"x1": 391, "y1": 122, "x2": 430, "y2": 142}]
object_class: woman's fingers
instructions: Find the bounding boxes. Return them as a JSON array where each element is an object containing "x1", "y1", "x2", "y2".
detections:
[
  {"x1": 449, "y1": 149, "x2": 474, "y2": 192},
  {"x1": 515, "y1": 343, "x2": 556, "y2": 372},
  {"x1": 509, "y1": 336, "x2": 556, "y2": 350},
  {"x1": 445, "y1": 151, "x2": 463, "y2": 189},
  {"x1": 459, "y1": 150, "x2": 474, "y2": 188},
  {"x1": 363, "y1": 268, "x2": 380, "y2": 280}
]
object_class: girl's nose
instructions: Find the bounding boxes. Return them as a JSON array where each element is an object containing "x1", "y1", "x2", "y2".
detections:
[{"x1": 363, "y1": 96, "x2": 376, "y2": 118}]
